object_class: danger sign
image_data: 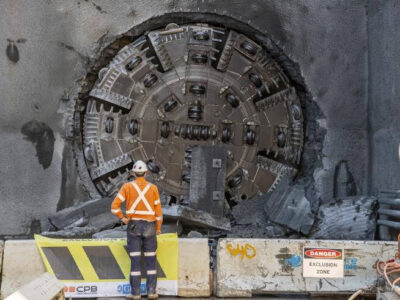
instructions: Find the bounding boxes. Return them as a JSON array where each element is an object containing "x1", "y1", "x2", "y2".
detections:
[{"x1": 303, "y1": 248, "x2": 344, "y2": 278}]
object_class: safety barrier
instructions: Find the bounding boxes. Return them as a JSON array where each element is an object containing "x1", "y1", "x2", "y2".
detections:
[
  {"x1": 178, "y1": 239, "x2": 210, "y2": 297},
  {"x1": 0, "y1": 238, "x2": 210, "y2": 299},
  {"x1": 216, "y1": 238, "x2": 397, "y2": 297},
  {"x1": 2, "y1": 238, "x2": 398, "y2": 298}
]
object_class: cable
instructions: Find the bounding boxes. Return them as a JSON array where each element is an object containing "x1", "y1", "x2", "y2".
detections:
[
  {"x1": 375, "y1": 234, "x2": 400, "y2": 295},
  {"x1": 348, "y1": 289, "x2": 362, "y2": 300},
  {"x1": 376, "y1": 259, "x2": 400, "y2": 295}
]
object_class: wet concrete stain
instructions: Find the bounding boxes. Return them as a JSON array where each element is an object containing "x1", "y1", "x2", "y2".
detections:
[
  {"x1": 91, "y1": 1, "x2": 107, "y2": 14},
  {"x1": 21, "y1": 120, "x2": 55, "y2": 169},
  {"x1": 58, "y1": 144, "x2": 75, "y2": 210},
  {"x1": 6, "y1": 38, "x2": 26, "y2": 63},
  {"x1": 276, "y1": 247, "x2": 297, "y2": 272},
  {"x1": 58, "y1": 42, "x2": 90, "y2": 66},
  {"x1": 28, "y1": 219, "x2": 42, "y2": 237}
]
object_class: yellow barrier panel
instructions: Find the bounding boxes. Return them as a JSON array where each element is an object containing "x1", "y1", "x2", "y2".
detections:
[{"x1": 34, "y1": 234, "x2": 178, "y2": 297}]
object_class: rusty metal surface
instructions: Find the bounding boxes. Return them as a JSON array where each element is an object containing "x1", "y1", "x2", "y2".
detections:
[{"x1": 82, "y1": 23, "x2": 304, "y2": 207}]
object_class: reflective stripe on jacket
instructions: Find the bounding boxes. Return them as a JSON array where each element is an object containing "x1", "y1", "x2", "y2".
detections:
[{"x1": 111, "y1": 177, "x2": 163, "y2": 231}]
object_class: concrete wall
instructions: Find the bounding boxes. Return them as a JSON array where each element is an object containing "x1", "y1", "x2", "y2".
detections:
[
  {"x1": 368, "y1": 0, "x2": 400, "y2": 193},
  {"x1": 0, "y1": 0, "x2": 397, "y2": 237}
]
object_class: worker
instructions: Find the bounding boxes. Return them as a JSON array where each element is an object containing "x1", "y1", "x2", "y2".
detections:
[{"x1": 111, "y1": 160, "x2": 163, "y2": 300}]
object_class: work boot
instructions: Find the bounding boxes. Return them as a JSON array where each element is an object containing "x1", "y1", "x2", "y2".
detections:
[
  {"x1": 147, "y1": 294, "x2": 158, "y2": 299},
  {"x1": 126, "y1": 295, "x2": 141, "y2": 299}
]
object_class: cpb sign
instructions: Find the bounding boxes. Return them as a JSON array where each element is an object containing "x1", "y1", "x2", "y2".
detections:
[{"x1": 34, "y1": 234, "x2": 178, "y2": 298}]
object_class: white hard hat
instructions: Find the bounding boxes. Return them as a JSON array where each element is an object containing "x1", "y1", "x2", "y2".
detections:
[{"x1": 132, "y1": 160, "x2": 148, "y2": 173}]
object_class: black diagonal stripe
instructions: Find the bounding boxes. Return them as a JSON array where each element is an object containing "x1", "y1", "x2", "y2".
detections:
[
  {"x1": 124, "y1": 246, "x2": 166, "y2": 278},
  {"x1": 42, "y1": 247, "x2": 83, "y2": 280},
  {"x1": 83, "y1": 246, "x2": 125, "y2": 280}
]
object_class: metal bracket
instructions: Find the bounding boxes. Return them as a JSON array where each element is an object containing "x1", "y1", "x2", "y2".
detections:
[{"x1": 212, "y1": 159, "x2": 222, "y2": 168}]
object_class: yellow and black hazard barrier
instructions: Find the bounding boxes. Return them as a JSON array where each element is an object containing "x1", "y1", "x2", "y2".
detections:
[{"x1": 34, "y1": 234, "x2": 178, "y2": 297}]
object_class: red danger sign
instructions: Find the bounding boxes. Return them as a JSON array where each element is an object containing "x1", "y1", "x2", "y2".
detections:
[
  {"x1": 304, "y1": 248, "x2": 342, "y2": 259},
  {"x1": 303, "y1": 247, "x2": 344, "y2": 278}
]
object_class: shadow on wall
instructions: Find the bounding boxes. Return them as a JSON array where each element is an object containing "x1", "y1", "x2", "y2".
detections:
[{"x1": 21, "y1": 119, "x2": 55, "y2": 169}]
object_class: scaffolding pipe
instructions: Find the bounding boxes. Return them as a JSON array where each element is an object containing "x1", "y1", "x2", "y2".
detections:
[
  {"x1": 377, "y1": 219, "x2": 400, "y2": 230},
  {"x1": 378, "y1": 208, "x2": 400, "y2": 219}
]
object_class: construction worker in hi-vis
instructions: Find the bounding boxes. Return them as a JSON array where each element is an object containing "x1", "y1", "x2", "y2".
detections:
[{"x1": 111, "y1": 160, "x2": 163, "y2": 300}]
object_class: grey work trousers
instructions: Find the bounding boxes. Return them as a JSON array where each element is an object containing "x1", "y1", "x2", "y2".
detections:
[{"x1": 127, "y1": 220, "x2": 157, "y2": 295}]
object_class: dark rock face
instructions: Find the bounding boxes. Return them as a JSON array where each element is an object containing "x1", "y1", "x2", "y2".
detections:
[
  {"x1": 163, "y1": 205, "x2": 231, "y2": 231},
  {"x1": 21, "y1": 120, "x2": 55, "y2": 169},
  {"x1": 42, "y1": 227, "x2": 97, "y2": 239},
  {"x1": 48, "y1": 197, "x2": 118, "y2": 231},
  {"x1": 232, "y1": 196, "x2": 269, "y2": 227},
  {"x1": 311, "y1": 196, "x2": 377, "y2": 240},
  {"x1": 264, "y1": 175, "x2": 315, "y2": 235},
  {"x1": 93, "y1": 228, "x2": 126, "y2": 239}
]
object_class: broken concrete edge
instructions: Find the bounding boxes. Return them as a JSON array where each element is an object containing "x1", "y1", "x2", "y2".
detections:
[
  {"x1": 47, "y1": 197, "x2": 114, "y2": 230},
  {"x1": 264, "y1": 174, "x2": 315, "y2": 235},
  {"x1": 46, "y1": 198, "x2": 229, "y2": 238},
  {"x1": 163, "y1": 204, "x2": 231, "y2": 231},
  {"x1": 0, "y1": 239, "x2": 210, "y2": 298},
  {"x1": 41, "y1": 226, "x2": 98, "y2": 239},
  {"x1": 311, "y1": 196, "x2": 378, "y2": 240}
]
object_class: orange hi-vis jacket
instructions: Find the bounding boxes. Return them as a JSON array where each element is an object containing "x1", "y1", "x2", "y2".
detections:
[{"x1": 111, "y1": 177, "x2": 163, "y2": 231}]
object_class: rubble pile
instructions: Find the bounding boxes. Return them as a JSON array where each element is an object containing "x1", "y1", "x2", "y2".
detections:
[
  {"x1": 311, "y1": 196, "x2": 377, "y2": 240},
  {"x1": 41, "y1": 150, "x2": 378, "y2": 241},
  {"x1": 263, "y1": 175, "x2": 315, "y2": 235},
  {"x1": 43, "y1": 199, "x2": 231, "y2": 239},
  {"x1": 41, "y1": 179, "x2": 378, "y2": 241}
]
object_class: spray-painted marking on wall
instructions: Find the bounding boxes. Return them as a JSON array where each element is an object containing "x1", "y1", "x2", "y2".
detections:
[
  {"x1": 226, "y1": 243, "x2": 256, "y2": 260},
  {"x1": 344, "y1": 257, "x2": 358, "y2": 270},
  {"x1": 284, "y1": 254, "x2": 302, "y2": 268}
]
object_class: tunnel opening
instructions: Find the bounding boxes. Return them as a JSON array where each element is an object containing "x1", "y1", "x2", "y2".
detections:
[{"x1": 67, "y1": 12, "x2": 325, "y2": 240}]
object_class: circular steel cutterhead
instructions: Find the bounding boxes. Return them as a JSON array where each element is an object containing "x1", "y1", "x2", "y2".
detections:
[{"x1": 81, "y1": 23, "x2": 304, "y2": 202}]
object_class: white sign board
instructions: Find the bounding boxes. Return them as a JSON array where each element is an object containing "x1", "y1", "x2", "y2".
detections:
[{"x1": 303, "y1": 248, "x2": 344, "y2": 278}]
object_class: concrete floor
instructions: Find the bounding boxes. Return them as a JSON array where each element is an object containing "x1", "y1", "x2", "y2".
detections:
[
  {"x1": 94, "y1": 294, "x2": 376, "y2": 300},
  {"x1": 95, "y1": 298, "x2": 309, "y2": 300}
]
